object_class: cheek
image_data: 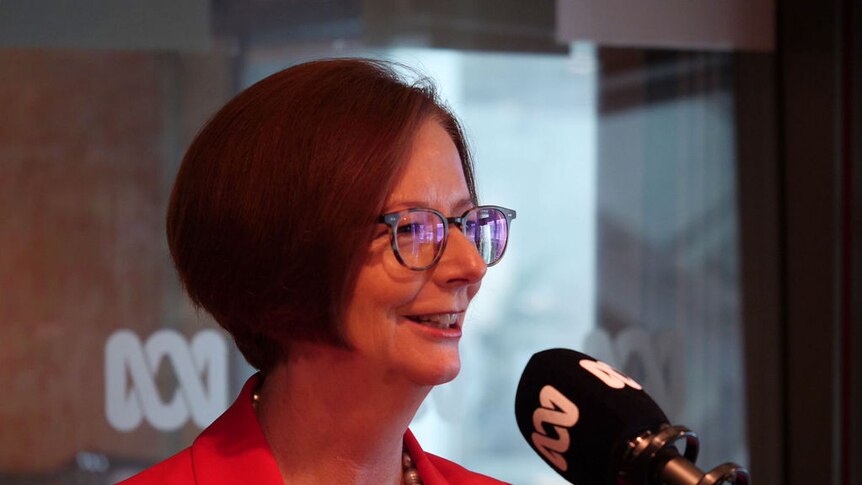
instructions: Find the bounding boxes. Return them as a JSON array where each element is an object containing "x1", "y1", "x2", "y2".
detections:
[
  {"x1": 362, "y1": 273, "x2": 426, "y2": 314},
  {"x1": 344, "y1": 271, "x2": 425, "y2": 349},
  {"x1": 350, "y1": 245, "x2": 427, "y2": 318}
]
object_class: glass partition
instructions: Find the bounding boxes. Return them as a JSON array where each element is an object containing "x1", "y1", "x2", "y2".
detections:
[{"x1": 0, "y1": 3, "x2": 751, "y2": 484}]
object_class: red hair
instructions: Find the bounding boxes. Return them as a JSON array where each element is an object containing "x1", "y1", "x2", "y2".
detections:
[{"x1": 167, "y1": 59, "x2": 475, "y2": 371}]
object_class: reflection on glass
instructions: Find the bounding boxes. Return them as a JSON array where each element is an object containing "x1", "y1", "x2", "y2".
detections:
[{"x1": 2, "y1": 27, "x2": 747, "y2": 485}]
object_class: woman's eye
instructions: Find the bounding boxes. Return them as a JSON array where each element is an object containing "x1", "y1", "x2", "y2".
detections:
[{"x1": 397, "y1": 223, "x2": 423, "y2": 234}]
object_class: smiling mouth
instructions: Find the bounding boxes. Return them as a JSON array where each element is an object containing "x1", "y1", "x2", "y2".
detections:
[{"x1": 405, "y1": 313, "x2": 461, "y2": 329}]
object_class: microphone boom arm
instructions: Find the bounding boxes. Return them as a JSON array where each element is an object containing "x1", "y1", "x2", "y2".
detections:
[{"x1": 621, "y1": 425, "x2": 751, "y2": 485}]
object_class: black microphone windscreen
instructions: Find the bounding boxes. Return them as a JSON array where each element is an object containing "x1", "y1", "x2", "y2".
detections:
[{"x1": 515, "y1": 348, "x2": 669, "y2": 485}]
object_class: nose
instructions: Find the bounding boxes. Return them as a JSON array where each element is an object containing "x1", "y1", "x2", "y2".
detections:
[{"x1": 433, "y1": 227, "x2": 487, "y2": 286}]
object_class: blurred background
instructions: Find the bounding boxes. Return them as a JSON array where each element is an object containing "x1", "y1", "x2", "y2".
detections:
[{"x1": 0, "y1": 1, "x2": 859, "y2": 484}]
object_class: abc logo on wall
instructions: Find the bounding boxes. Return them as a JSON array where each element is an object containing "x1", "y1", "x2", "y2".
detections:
[{"x1": 104, "y1": 329, "x2": 228, "y2": 432}]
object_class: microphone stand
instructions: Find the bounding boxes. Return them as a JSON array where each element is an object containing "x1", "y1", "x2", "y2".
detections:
[{"x1": 619, "y1": 424, "x2": 751, "y2": 485}]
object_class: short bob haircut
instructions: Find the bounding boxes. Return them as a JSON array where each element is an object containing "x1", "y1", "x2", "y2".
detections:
[{"x1": 167, "y1": 58, "x2": 476, "y2": 372}]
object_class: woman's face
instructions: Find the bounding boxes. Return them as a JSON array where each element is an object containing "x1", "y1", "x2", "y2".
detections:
[{"x1": 342, "y1": 118, "x2": 487, "y2": 386}]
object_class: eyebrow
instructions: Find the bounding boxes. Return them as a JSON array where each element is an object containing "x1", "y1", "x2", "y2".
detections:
[{"x1": 385, "y1": 197, "x2": 475, "y2": 214}]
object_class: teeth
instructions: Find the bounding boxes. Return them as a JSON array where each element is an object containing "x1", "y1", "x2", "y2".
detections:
[{"x1": 409, "y1": 313, "x2": 459, "y2": 328}]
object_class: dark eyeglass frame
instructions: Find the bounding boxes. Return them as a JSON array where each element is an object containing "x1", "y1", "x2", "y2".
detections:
[{"x1": 378, "y1": 205, "x2": 517, "y2": 271}]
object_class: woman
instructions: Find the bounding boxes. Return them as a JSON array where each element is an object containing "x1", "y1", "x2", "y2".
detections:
[{"x1": 122, "y1": 58, "x2": 515, "y2": 485}]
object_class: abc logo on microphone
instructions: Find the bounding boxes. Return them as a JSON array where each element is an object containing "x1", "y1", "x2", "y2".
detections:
[{"x1": 515, "y1": 349, "x2": 668, "y2": 485}]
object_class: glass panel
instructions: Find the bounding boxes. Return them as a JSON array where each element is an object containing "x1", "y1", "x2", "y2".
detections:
[
  {"x1": 594, "y1": 49, "x2": 747, "y2": 470},
  {"x1": 0, "y1": 3, "x2": 752, "y2": 484},
  {"x1": 247, "y1": 46, "x2": 743, "y2": 484}
]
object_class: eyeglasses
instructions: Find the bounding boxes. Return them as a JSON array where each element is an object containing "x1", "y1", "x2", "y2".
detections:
[{"x1": 378, "y1": 205, "x2": 517, "y2": 270}]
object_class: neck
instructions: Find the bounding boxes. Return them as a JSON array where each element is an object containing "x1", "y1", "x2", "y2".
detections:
[{"x1": 255, "y1": 343, "x2": 430, "y2": 485}]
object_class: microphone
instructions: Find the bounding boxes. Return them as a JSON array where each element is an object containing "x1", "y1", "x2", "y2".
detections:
[{"x1": 514, "y1": 348, "x2": 750, "y2": 485}]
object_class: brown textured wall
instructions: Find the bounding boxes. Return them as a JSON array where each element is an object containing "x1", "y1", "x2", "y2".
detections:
[{"x1": 0, "y1": 48, "x2": 232, "y2": 472}]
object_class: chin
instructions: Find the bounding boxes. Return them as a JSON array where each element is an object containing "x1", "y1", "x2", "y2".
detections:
[{"x1": 410, "y1": 357, "x2": 461, "y2": 387}]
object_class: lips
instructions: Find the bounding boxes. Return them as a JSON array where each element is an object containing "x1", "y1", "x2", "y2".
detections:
[{"x1": 404, "y1": 312, "x2": 462, "y2": 329}]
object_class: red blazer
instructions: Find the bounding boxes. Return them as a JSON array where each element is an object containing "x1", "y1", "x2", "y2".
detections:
[{"x1": 119, "y1": 376, "x2": 508, "y2": 485}]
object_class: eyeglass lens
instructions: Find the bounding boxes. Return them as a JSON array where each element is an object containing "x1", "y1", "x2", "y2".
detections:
[
  {"x1": 394, "y1": 207, "x2": 510, "y2": 269},
  {"x1": 395, "y1": 211, "x2": 446, "y2": 268},
  {"x1": 466, "y1": 207, "x2": 509, "y2": 265}
]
